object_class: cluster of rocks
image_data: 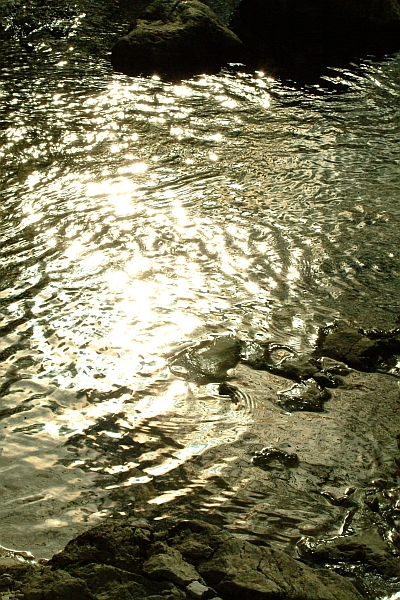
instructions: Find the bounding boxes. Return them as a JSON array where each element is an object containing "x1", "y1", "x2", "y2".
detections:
[
  {"x1": 111, "y1": 0, "x2": 400, "y2": 79},
  {"x1": 170, "y1": 321, "x2": 400, "y2": 414},
  {"x1": 0, "y1": 519, "x2": 365, "y2": 600}
]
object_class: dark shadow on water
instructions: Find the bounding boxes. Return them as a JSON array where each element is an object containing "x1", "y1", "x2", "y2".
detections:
[{"x1": 229, "y1": 2, "x2": 400, "y2": 86}]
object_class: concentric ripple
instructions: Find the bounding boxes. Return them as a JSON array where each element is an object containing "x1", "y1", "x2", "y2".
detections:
[{"x1": 0, "y1": 28, "x2": 400, "y2": 564}]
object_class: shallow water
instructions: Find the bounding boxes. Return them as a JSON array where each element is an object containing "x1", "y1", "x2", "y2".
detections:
[{"x1": 1, "y1": 5, "x2": 400, "y2": 595}]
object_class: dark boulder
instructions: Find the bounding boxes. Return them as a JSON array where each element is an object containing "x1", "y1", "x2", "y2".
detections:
[
  {"x1": 111, "y1": 0, "x2": 243, "y2": 78},
  {"x1": 230, "y1": 0, "x2": 400, "y2": 80},
  {"x1": 299, "y1": 528, "x2": 400, "y2": 579}
]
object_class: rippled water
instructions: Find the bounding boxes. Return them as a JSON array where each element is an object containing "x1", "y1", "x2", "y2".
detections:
[{"x1": 1, "y1": 7, "x2": 400, "y2": 594}]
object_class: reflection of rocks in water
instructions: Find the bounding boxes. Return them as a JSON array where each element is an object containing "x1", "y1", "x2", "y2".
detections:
[
  {"x1": 252, "y1": 446, "x2": 299, "y2": 470},
  {"x1": 169, "y1": 335, "x2": 241, "y2": 383},
  {"x1": 7, "y1": 518, "x2": 363, "y2": 600},
  {"x1": 277, "y1": 380, "x2": 331, "y2": 412}
]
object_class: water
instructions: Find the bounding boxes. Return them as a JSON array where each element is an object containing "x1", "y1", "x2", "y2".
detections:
[{"x1": 1, "y1": 4, "x2": 400, "y2": 596}]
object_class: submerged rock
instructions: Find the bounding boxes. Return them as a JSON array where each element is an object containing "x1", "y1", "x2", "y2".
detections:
[
  {"x1": 277, "y1": 379, "x2": 331, "y2": 412},
  {"x1": 111, "y1": 0, "x2": 243, "y2": 78},
  {"x1": 170, "y1": 335, "x2": 242, "y2": 383},
  {"x1": 315, "y1": 321, "x2": 400, "y2": 371}
]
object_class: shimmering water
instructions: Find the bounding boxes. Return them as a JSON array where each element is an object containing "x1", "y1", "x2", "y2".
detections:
[{"x1": 1, "y1": 6, "x2": 400, "y2": 595}]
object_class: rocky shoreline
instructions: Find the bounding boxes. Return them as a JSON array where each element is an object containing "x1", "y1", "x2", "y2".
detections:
[
  {"x1": 1, "y1": 322, "x2": 400, "y2": 599},
  {"x1": 0, "y1": 517, "x2": 366, "y2": 599}
]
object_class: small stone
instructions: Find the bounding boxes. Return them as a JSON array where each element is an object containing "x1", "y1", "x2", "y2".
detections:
[
  {"x1": 186, "y1": 580, "x2": 216, "y2": 599},
  {"x1": 252, "y1": 447, "x2": 299, "y2": 470},
  {"x1": 277, "y1": 379, "x2": 330, "y2": 412}
]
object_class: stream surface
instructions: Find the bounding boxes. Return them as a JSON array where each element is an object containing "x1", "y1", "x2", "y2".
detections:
[{"x1": 1, "y1": 4, "x2": 400, "y2": 597}]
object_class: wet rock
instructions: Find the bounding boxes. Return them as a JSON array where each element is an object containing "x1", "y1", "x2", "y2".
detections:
[
  {"x1": 170, "y1": 336, "x2": 242, "y2": 383},
  {"x1": 142, "y1": 543, "x2": 200, "y2": 586},
  {"x1": 271, "y1": 354, "x2": 321, "y2": 382},
  {"x1": 218, "y1": 382, "x2": 240, "y2": 401},
  {"x1": 299, "y1": 529, "x2": 400, "y2": 579},
  {"x1": 111, "y1": 0, "x2": 243, "y2": 79},
  {"x1": 241, "y1": 341, "x2": 294, "y2": 371},
  {"x1": 8, "y1": 518, "x2": 364, "y2": 600},
  {"x1": 197, "y1": 536, "x2": 364, "y2": 600},
  {"x1": 277, "y1": 379, "x2": 331, "y2": 412},
  {"x1": 315, "y1": 321, "x2": 400, "y2": 372},
  {"x1": 252, "y1": 446, "x2": 299, "y2": 470},
  {"x1": 312, "y1": 371, "x2": 339, "y2": 388},
  {"x1": 20, "y1": 569, "x2": 95, "y2": 600},
  {"x1": 240, "y1": 342, "x2": 346, "y2": 399},
  {"x1": 319, "y1": 357, "x2": 351, "y2": 377}
]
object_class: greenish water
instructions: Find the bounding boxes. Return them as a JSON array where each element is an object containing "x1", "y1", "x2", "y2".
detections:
[{"x1": 0, "y1": 4, "x2": 400, "y2": 597}]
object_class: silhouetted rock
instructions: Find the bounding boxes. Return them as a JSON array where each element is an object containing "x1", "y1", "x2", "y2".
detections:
[
  {"x1": 230, "y1": 0, "x2": 400, "y2": 80},
  {"x1": 111, "y1": 0, "x2": 243, "y2": 78}
]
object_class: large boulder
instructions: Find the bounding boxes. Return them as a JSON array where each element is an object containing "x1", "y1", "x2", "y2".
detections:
[
  {"x1": 111, "y1": 0, "x2": 243, "y2": 78},
  {"x1": 230, "y1": 0, "x2": 400, "y2": 78}
]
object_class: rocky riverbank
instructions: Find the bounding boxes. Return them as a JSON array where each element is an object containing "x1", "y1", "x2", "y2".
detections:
[
  {"x1": 0, "y1": 517, "x2": 366, "y2": 600},
  {"x1": 1, "y1": 322, "x2": 400, "y2": 599}
]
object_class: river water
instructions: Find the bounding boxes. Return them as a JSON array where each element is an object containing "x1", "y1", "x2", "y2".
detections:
[{"x1": 1, "y1": 4, "x2": 400, "y2": 597}]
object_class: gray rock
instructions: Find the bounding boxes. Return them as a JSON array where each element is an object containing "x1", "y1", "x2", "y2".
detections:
[
  {"x1": 111, "y1": 0, "x2": 243, "y2": 78},
  {"x1": 10, "y1": 518, "x2": 364, "y2": 600},
  {"x1": 198, "y1": 537, "x2": 364, "y2": 600},
  {"x1": 299, "y1": 528, "x2": 400, "y2": 579},
  {"x1": 21, "y1": 569, "x2": 95, "y2": 600},
  {"x1": 142, "y1": 544, "x2": 200, "y2": 586}
]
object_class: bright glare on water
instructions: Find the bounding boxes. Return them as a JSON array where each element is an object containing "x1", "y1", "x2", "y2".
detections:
[{"x1": 1, "y1": 26, "x2": 400, "y2": 598}]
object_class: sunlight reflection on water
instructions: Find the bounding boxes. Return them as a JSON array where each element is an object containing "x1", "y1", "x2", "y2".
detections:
[{"x1": 0, "y1": 45, "x2": 400, "y2": 563}]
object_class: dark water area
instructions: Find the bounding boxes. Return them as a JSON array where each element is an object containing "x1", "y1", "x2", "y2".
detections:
[{"x1": 1, "y1": 1, "x2": 400, "y2": 598}]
